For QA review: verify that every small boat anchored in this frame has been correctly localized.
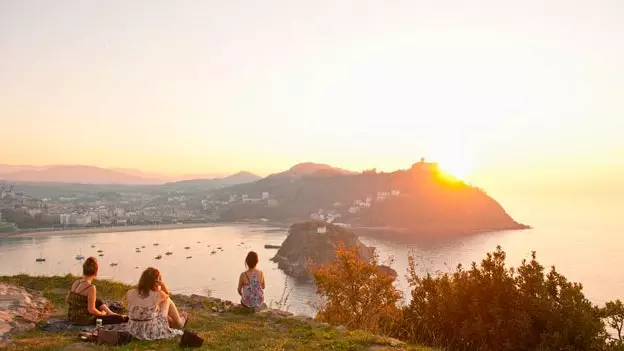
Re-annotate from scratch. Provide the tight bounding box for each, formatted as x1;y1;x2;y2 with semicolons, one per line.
35;258;46;262
165;252;173;256
155;255;162;260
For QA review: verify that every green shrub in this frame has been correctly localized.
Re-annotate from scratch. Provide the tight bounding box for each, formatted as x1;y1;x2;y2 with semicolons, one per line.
397;246;608;350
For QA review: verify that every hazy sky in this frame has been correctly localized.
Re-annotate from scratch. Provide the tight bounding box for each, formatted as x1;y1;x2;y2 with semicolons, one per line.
1;0;623;194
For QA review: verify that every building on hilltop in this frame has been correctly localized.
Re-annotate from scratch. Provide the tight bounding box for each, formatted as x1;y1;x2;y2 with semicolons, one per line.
412;157;439;172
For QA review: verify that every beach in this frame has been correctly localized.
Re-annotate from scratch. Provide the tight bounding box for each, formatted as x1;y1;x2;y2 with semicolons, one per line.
0;221;289;239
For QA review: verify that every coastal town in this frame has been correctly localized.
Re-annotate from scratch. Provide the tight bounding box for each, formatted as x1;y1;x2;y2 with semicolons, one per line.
0;182;404;233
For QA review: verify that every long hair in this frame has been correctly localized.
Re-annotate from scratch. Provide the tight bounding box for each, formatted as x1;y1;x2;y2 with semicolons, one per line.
137;267;160;298
245;251;259;269
83;257;98;276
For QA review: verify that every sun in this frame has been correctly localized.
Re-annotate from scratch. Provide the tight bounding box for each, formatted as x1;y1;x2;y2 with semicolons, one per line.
436;156;473;181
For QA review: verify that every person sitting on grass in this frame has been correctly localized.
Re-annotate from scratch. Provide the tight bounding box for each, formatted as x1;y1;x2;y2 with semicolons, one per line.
237;251;265;310
126;267;188;340
66;256;128;325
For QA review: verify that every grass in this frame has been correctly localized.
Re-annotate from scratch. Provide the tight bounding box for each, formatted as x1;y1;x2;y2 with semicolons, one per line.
0;275;436;351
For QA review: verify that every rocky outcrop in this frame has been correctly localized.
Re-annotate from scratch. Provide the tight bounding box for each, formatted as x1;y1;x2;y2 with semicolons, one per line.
271;221;393;279
0;283;51;346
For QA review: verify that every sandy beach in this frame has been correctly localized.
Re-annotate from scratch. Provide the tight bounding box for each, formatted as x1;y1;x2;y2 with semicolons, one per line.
0;221;289;239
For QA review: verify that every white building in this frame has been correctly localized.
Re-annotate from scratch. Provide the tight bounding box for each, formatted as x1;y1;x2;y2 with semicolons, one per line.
27;209;42;218
113;208;125;217
317;226;327;234
60;214;71;225
262;192;270;200
391;190;401;196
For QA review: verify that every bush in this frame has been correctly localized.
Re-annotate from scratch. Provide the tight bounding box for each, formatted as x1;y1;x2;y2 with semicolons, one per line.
310;244;402;334
398;246;608;350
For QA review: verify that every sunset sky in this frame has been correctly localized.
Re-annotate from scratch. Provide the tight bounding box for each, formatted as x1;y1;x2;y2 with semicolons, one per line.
1;0;623;197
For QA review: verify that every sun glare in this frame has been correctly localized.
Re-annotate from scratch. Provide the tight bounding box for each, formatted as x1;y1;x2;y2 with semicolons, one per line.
437;156;473;181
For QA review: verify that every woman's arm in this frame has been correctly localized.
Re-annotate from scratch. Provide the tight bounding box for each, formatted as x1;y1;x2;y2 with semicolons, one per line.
261;271;266;290
160;280;171;296
87;286;105;317
237;273;244;296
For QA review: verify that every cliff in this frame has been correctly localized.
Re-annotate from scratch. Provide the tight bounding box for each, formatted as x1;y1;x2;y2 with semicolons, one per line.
272;221;392;279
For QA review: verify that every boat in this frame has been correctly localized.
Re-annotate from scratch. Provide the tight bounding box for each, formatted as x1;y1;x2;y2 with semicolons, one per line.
75;246;85;260
110;263;118;267
155;255;162;259
153;243;160;246
35;258;46;262
141;245;146;248
98;253;104;257
211;251;216;254
90;245;96;248
264;244;281;249
184;247;190;250
186;256;192;259
196;241;201;244
165;252;173;255
97;250;103;253
217;247;222;250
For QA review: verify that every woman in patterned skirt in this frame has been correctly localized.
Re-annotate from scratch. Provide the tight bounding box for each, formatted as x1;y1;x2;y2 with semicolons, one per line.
126;267;187;340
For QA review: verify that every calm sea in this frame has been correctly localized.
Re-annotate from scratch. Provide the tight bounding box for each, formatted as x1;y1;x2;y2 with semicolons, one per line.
1;194;622;316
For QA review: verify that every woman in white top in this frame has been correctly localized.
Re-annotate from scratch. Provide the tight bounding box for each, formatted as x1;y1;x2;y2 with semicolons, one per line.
126;267;187;340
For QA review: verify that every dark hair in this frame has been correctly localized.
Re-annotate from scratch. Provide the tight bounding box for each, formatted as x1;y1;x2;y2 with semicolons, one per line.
245;251;259;269
137;267;161;298
83;257;98;276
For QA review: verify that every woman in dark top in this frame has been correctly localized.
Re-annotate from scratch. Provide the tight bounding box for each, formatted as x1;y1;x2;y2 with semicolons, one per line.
66;257;128;325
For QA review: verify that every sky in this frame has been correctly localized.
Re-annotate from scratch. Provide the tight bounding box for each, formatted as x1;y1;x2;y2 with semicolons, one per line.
1;0;623;199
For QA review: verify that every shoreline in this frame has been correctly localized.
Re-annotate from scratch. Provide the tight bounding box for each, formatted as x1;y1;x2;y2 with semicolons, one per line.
0;221;290;239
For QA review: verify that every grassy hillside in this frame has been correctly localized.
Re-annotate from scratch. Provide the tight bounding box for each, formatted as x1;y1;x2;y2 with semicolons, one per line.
0;275;435;351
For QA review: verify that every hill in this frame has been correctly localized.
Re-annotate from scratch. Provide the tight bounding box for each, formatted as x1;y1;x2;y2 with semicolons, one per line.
161;171;261;192
0;165;159;185
216;160;528;240
267;162;357;179
0;275;432;351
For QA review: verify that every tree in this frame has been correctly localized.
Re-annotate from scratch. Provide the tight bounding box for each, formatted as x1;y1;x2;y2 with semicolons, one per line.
310;244;402;334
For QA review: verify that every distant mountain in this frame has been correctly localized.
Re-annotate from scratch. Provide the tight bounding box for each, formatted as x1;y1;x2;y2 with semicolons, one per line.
0;165;46;174
161;171;262;192
214;161;528;240
110;168;172;183
0;165;159;185
267;162;357;179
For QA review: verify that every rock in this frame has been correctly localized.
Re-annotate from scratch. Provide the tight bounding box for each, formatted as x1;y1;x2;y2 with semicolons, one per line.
0;283;50;345
335;325;347;332
257;308;293;318
271;221;375;279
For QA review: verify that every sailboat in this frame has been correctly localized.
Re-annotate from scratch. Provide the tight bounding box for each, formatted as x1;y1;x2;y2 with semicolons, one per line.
34;238;45;262
75;246;85;260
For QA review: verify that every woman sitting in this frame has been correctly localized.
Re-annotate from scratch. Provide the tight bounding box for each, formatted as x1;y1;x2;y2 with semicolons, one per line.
126;267;188;340
66;257;128;326
237;251;265;310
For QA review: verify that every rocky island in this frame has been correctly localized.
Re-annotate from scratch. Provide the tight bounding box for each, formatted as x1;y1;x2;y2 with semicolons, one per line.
271;221;395;280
